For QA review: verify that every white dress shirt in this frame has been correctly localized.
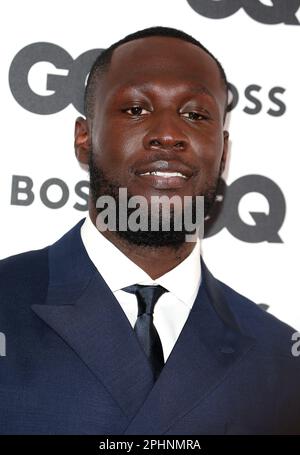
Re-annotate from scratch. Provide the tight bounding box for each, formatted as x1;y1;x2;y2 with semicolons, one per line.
81;216;202;362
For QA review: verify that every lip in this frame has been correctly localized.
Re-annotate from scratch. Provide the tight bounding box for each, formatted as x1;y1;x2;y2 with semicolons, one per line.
135;160;194;179
136;173;190;190
134;160;194;190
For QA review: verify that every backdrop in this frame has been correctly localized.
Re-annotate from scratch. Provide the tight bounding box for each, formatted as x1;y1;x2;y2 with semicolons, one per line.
2;0;300;329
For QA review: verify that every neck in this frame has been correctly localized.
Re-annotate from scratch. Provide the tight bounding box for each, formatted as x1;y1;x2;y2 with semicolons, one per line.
89;209;197;280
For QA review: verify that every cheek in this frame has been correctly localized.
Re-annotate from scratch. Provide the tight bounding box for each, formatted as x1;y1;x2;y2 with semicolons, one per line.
91;121;143;182
192;131;224;173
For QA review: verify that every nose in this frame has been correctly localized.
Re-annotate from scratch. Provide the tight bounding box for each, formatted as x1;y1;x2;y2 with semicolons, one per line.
143;111;188;152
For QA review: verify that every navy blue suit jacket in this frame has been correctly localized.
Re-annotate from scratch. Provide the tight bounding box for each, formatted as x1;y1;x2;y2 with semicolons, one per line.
0;219;299;434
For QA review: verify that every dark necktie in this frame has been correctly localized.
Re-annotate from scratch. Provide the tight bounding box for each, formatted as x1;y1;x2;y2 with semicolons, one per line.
122;284;167;381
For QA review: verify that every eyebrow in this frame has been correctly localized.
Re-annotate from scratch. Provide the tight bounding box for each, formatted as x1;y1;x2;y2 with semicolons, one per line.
117;82;217;103
189;85;217;103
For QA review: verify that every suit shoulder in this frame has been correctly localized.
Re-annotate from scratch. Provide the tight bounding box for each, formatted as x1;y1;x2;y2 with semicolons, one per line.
0;247;49;300
212;276;299;359
218;277;295;332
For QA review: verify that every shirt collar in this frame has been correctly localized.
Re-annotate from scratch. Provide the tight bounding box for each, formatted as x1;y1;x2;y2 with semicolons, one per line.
81;215;201;310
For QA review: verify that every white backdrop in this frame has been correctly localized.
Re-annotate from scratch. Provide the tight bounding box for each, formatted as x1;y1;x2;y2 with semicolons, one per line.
1;0;300;329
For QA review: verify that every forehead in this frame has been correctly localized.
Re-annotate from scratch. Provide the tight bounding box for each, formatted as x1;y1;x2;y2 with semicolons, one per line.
96;36;226;109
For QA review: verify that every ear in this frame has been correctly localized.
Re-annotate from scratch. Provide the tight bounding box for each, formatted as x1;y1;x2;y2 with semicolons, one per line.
74;116;90;165
220;130;229;174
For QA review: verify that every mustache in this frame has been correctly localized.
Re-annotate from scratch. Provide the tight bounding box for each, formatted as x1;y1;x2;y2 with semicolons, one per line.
89;150;199;184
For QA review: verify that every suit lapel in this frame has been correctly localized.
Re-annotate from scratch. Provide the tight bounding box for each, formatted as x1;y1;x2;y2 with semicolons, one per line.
31;220;154;421
123;260;256;434
31;220;256;434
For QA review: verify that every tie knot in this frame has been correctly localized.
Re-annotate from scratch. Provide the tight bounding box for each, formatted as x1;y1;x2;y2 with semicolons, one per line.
122;284;168;316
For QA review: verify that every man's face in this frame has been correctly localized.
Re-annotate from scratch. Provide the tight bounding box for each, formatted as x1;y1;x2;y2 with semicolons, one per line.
76;36;229;245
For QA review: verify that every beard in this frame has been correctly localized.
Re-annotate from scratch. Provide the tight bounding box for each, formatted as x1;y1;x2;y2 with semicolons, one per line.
89;152;222;249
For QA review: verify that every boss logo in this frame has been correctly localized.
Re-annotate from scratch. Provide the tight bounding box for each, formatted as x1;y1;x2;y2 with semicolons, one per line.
11;176;89;211
187;0;300;25
9;43;286;117
228;83;286;117
10;174;285;243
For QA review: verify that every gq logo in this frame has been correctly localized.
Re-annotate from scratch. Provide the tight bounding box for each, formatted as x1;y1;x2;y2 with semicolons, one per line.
204;174;285;243
9;43;100;115
9;43;286;117
187;0;300;25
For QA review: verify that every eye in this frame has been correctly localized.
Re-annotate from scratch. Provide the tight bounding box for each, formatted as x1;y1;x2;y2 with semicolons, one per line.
124;106;149;116
181;111;207;121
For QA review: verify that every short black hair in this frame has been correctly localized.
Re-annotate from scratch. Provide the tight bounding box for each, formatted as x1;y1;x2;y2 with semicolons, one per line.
84;26;229;121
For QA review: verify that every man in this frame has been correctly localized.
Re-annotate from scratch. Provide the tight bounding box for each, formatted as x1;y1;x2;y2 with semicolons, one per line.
0;26;299;435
